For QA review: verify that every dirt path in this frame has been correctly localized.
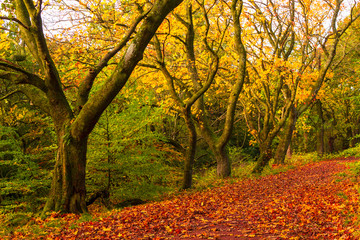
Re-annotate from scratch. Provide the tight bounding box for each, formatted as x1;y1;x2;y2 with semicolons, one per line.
53;159;359;239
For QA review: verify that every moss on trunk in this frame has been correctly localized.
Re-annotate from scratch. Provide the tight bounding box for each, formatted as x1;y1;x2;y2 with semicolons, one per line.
42;131;88;215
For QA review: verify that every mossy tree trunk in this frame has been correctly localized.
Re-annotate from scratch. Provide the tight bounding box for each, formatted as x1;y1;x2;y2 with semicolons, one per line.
252;140;273;174
194;0;246;178
43;128;88;214
274;105;297;164
315;100;325;155
214;146;231;178
182;108;197;189
154;4;219;188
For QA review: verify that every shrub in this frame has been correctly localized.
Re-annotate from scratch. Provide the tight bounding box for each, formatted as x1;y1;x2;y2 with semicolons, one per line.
0;125;51;232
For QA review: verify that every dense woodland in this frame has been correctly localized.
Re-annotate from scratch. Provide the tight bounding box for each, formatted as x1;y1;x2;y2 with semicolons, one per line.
1;0;360;231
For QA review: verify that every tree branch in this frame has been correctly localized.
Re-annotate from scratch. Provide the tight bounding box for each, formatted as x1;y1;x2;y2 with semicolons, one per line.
0;59;47;92
75;8;152;111
0;90;22;101
0;16;30;30
217;0;247;149
70;0;184;141
0;86;50;115
18;85;51;114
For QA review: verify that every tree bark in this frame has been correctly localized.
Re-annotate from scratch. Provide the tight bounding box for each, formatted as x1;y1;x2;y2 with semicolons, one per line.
214;146;231;178
42;127;88;215
252;140;273;174
274;105;297;164
303;131;309;152
182;108;197;189
286;144;293;158
328;136;336;153
315;100;325;155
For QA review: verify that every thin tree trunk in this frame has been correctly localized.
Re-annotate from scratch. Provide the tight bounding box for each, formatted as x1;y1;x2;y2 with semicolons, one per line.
315;100;325;155
328;136;336;153
286;144;293;158
302;132;308;152
42;129;88;215
182;109;197;189
274;106;297;164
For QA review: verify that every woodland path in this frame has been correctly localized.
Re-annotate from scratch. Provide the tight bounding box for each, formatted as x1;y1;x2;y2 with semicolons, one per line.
50;158;359;239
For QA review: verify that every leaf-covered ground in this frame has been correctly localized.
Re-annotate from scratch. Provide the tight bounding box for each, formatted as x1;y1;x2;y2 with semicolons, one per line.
9;158;360;239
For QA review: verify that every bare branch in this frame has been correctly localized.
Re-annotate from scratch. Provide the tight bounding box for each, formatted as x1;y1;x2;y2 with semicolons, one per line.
0;16;30;30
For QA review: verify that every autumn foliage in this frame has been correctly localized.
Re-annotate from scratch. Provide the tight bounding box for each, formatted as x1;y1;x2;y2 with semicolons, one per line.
7;158;360;239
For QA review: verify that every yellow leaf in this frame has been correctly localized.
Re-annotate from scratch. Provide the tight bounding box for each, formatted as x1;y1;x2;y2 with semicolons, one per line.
102;227;111;232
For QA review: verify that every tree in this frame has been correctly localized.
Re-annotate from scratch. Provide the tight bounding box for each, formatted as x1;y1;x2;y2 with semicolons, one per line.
192;0;246;178
150;2;220;188
0;0;183;214
241;0;296;173
241;0;360;171
273;1;360;162
139;0;246;179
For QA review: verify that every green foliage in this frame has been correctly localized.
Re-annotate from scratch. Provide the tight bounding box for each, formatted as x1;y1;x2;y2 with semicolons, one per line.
0;125;51;231
351;162;360;179
192;168;220;190
230;161;256;179
343;159;360;183
334;144;360;158
228;146;256;163
87;86;180;203
285;152;322;165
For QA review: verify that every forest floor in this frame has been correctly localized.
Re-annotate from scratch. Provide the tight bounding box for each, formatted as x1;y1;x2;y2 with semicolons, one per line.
7;158;360;240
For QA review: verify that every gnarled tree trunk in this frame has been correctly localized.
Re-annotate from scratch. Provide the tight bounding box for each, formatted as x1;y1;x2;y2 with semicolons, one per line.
43;127;88;214
194;0;246;178
252;140;273;174
274;106;297;164
6;0;184;215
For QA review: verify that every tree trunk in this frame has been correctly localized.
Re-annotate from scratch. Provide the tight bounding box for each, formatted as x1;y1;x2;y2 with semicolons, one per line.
315;100;325;155
182;109;197;190
328;136;336;153
252;140;272;174
317;125;325;155
214;146;231;178
274;106;297;164
42;129;88;215
8;0;185;216
303;131;309;152
286;144;293;158
352;119;360;146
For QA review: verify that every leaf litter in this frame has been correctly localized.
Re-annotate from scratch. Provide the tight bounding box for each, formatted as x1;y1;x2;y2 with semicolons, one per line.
7;158;360;239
